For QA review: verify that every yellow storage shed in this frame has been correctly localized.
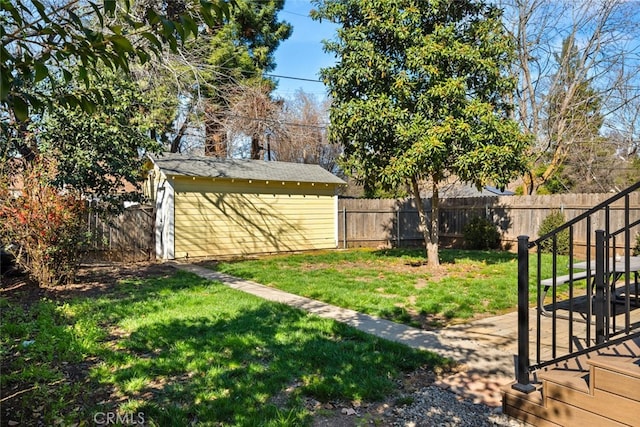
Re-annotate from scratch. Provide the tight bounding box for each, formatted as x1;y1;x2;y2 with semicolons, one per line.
147;153;346;260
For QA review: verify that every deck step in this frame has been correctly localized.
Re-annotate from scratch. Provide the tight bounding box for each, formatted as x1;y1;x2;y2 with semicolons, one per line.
588;354;640;380
538;368;589;393
502;386;559;427
588;355;640;403
503;381;630;426
502;336;640;426
542;367;639;425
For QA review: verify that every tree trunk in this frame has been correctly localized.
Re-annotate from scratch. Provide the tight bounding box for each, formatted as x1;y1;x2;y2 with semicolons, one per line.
10;121;37;162
251;134;262;160
522;170;536;195
205;104;227;157
411;176;440;267
427;179;440;267
170;120;189;153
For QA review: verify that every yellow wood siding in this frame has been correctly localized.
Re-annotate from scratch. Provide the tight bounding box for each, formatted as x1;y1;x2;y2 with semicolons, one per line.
172;177;338;258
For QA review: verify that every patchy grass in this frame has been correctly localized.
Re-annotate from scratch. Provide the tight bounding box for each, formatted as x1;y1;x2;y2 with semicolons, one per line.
0;296;91;424
215;248;571;326
1;268;450;426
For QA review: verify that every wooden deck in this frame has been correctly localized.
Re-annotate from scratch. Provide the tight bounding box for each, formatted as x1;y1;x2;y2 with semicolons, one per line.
502;302;640;426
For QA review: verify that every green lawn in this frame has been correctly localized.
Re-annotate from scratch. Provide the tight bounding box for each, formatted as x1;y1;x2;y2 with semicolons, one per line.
216;248;571;326
1;269;449;426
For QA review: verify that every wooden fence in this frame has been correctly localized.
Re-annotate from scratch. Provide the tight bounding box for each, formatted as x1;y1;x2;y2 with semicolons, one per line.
86;205;155;262
84;193;640;261
337;193;640;253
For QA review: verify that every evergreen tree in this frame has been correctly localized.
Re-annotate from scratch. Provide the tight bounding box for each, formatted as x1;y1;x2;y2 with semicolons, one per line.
199;0;292;157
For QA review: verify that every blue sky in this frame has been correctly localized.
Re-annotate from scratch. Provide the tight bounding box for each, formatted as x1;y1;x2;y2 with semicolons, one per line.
272;1;338;100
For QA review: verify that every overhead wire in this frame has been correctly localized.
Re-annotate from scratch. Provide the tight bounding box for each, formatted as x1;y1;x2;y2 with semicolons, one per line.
264;73;323;83
216;111;328;130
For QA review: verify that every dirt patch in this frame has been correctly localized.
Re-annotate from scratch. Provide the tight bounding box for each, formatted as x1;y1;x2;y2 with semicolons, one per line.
0;262;175;302
0;271;46;306
52;262;176;299
414;278;429;289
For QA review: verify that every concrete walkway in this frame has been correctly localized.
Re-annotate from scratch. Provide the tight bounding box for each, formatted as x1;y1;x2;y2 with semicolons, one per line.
172;263;523;407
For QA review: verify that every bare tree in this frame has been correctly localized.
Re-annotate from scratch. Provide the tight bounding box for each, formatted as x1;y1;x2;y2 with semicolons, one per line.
224;83;284;159
128;37;225;155
500;0;640;194
275;90;341;172
608;62;640;158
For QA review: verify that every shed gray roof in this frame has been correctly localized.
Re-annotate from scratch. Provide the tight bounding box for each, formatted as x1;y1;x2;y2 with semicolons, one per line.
150;153;346;185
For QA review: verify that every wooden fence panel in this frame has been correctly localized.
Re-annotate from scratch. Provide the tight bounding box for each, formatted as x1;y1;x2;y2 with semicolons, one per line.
83;193;640;260
86;205;155;262
338;193;640;251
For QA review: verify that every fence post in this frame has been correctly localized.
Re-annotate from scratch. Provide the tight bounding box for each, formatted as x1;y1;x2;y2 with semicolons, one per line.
513;235;535;393
595;229;606;344
342;207;347;249
397;209;401;248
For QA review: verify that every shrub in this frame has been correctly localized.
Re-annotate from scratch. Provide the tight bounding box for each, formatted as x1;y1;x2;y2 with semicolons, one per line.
537;210;570;254
463;216;501;250
634;233;640;256
0;159;89;286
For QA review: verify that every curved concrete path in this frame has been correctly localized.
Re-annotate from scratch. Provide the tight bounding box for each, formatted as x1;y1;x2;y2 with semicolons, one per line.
172;262;524;407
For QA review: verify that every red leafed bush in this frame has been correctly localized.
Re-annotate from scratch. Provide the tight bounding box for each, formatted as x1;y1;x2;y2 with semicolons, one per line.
0;159;88;286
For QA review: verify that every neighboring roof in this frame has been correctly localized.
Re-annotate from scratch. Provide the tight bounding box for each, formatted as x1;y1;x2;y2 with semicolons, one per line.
423;181;516;198
149;153;346;185
484;185;515;196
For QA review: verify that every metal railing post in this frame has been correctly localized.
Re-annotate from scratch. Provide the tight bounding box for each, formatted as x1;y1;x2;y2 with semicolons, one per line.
595;230;606;345
513;235;535;393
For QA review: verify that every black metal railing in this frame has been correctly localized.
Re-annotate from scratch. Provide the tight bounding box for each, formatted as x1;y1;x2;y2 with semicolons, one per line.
513;181;640;392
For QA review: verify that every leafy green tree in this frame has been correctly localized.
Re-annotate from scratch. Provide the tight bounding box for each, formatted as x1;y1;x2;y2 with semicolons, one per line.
1;67;164;286
130;63;183;151
313;0;530;266
1;0;231;158
37;69;162;207
137;2;294;158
